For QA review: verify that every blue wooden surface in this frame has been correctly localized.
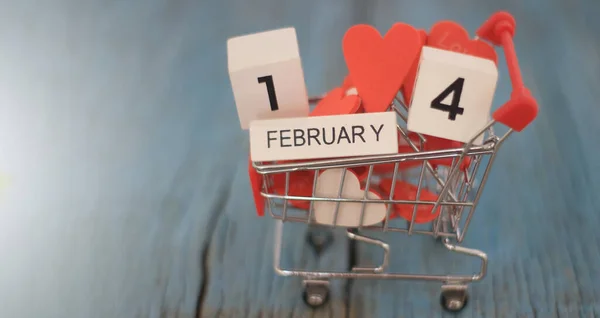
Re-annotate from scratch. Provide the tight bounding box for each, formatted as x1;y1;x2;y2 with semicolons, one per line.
0;0;599;317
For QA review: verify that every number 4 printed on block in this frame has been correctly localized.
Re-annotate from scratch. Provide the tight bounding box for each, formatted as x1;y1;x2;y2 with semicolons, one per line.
430;77;465;121
227;27;310;130
407;47;498;145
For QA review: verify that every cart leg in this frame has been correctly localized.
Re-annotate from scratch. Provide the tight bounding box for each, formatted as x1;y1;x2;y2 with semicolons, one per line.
347;229;389;273
302;279;330;308
437;237;487;312
432;213;450;241
440;284;468;313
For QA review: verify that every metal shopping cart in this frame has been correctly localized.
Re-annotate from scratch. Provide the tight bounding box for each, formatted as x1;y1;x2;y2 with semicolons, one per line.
248;12;538;313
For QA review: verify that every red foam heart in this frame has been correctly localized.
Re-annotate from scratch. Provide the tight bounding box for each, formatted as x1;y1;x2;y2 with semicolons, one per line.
351;132;472;177
410;132;462;149
248;158;265;216
341;75;354;91
418;141;472;171
272;170;315;210
378;179;442;223
403;133;472;170
427;21;498;64
401;29;428;105
310;87;361;116
343;23;421;113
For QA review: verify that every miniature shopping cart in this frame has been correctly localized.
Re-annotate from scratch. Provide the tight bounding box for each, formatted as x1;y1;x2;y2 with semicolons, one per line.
249;13;538;313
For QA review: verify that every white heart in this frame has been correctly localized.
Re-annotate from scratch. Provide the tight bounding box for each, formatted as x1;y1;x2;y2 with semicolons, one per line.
314;168;387;227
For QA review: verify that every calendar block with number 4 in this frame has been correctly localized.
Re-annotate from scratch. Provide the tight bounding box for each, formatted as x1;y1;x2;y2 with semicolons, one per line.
227;27;310;130
407;46;498;145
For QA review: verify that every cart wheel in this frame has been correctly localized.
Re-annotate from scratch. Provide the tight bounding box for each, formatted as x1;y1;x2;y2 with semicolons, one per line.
306;228;334;255
440;288;468;313
303;284;330;309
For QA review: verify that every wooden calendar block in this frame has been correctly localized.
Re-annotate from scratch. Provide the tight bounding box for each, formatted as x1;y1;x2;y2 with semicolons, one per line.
227;27;310;130
406;46;498;144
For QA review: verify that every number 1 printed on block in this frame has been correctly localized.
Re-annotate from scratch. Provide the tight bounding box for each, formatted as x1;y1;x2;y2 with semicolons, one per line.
227;27;310;130
257;75;279;111
407;47;498;144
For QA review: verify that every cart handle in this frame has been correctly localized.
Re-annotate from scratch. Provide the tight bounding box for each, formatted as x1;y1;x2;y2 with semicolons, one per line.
477;11;538;132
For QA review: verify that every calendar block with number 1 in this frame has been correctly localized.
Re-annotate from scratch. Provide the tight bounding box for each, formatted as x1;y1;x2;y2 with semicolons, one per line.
227;27;310;130
407;46;498;145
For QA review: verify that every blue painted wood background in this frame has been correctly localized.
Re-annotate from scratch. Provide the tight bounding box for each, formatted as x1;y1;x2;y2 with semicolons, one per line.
0;0;599;317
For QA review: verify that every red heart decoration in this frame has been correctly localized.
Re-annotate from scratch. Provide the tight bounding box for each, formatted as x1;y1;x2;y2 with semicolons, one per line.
341;75;353;91
352;131;472;177
399;132;472;170
409;133;472;170
248;157;265;216
427;21;497;64
343;23;422;113
401;29;428;105
378;179;442;223
272;171;315;210
310;87;361;116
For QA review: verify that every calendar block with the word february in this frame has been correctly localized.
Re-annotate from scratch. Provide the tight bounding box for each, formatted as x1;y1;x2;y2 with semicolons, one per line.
407;46;498;144
227;27;310;130
249;111;398;162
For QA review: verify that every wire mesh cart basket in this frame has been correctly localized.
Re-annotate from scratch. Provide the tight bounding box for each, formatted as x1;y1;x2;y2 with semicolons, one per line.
246;12;538;313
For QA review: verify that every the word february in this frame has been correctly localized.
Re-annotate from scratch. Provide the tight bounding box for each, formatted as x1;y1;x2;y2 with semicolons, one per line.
249;112;398;161
267;124;384;148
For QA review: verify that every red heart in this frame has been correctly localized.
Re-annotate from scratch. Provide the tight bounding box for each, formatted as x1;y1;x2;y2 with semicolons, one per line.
352;131;472;176
410;133;472;170
343;23;422;113
427;21;497;64
341;75;353;91
272;171;315;210
248;157;265;216
401;29;428;105
401;132;472;170
310;87;361;116
378;179;442;223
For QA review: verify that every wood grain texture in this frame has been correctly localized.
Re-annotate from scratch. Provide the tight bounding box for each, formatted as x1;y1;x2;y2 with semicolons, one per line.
0;0;599;317
198;158;350;318
0;0;242;317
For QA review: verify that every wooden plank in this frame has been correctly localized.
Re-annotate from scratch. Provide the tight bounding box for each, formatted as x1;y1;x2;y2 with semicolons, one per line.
348;0;600;317
0;1;242;317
